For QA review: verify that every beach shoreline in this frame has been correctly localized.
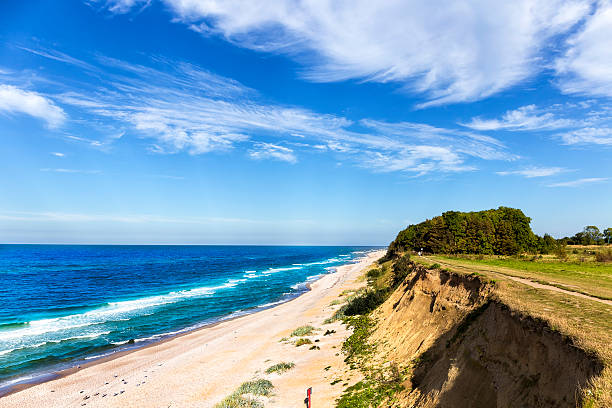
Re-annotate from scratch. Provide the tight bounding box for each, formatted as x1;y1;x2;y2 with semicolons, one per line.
0;249;384;407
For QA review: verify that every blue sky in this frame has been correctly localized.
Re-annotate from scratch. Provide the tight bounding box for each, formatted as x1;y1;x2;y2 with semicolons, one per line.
0;0;611;245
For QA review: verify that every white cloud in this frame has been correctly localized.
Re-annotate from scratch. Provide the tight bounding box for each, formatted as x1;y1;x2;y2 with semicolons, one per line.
24;47;511;175
497;166;567;178
556;1;612;98
365;145;474;175
249;142;297;163
558;127;612;145
462;105;575;131
0;84;66;128
547;177;607;187
104;0;592;107
51;152;65;157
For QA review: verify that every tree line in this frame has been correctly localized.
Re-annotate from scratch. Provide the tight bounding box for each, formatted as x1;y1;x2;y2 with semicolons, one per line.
562;226;612;246
387;207;610;257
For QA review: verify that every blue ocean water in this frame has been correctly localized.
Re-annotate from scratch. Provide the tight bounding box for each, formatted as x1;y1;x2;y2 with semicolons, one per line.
0;245;379;391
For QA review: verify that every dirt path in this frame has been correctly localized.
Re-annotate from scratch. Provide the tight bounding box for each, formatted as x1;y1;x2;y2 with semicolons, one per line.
422;256;612;307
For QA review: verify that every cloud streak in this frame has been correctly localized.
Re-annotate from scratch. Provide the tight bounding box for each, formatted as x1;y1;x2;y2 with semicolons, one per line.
17;46;510;175
462;105;576;131
0;84;66;128
547;177;607;187
249;142;297;163
497;167;568;178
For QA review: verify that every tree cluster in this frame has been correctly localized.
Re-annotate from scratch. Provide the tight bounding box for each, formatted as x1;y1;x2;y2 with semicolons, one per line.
387;207;558;256
562;226;612;245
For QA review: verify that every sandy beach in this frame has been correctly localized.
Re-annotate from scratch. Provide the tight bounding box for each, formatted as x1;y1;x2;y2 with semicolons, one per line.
0;250;384;408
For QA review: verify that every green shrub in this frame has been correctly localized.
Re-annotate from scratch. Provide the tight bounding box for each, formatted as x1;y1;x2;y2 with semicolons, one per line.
366;268;383;279
291;325;315;336
595;249;612;263
429;263;441;269
344;288;389;316
391;254;412;287
265;362;295;374
295;338;312;347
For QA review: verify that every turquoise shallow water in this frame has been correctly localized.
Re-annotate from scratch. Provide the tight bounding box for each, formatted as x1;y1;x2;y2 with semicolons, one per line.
0;245;380;391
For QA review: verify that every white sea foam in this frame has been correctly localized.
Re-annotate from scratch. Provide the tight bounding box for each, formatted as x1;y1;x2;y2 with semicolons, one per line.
262;266;303;274
0;281;237;343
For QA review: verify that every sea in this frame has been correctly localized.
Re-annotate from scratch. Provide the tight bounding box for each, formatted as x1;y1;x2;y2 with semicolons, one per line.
0;245;381;393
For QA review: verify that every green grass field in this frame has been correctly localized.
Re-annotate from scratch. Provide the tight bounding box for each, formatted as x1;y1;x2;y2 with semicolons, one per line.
427;251;612;300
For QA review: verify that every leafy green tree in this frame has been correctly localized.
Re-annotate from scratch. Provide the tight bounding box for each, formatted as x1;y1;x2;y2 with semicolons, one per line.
386;207;542;256
604;228;612;244
583;226;603;244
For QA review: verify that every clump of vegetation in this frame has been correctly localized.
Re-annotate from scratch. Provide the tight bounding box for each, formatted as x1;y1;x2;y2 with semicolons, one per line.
291;325;315;336
214;379;274;408
214;393;262;408
342;315;373;364
324;306;347;324
555;244;568;261
391;254;412;287
366;267;383;280
295;338;312;347
235;379;274;396
265;362;295;374
344;288;389;316
595;249;612;263
429;263;441;269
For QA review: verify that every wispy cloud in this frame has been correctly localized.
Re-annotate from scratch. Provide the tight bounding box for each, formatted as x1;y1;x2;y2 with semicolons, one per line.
249;142;297;163
98;0;591;107
555;1;612;98
40;168;102;174
462;101;612;149
18;46;511;175
0;84;66;128
462;105;576;131
51;152;65;157
86;0;151;14
547;177;607;187
558;127;612;145
497;166;567;178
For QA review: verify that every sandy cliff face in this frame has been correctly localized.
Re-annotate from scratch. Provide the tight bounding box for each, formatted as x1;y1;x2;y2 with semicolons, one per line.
370;263;603;408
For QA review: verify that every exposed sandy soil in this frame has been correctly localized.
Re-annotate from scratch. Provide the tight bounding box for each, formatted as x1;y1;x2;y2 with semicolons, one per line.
0;250;384;408
371;262;604;407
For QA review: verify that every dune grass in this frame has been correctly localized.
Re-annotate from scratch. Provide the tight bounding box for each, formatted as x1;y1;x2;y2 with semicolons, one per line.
235;379;274;396
291;325;315;336
214;379;274;408
265;362;295;374
295;338;312;347
214;394;263;408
